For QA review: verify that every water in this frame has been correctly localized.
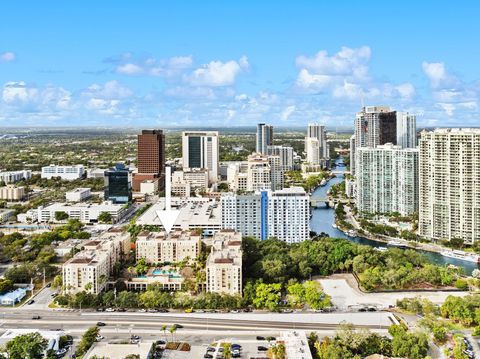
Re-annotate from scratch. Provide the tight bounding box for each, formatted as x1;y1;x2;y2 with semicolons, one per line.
309;158;479;275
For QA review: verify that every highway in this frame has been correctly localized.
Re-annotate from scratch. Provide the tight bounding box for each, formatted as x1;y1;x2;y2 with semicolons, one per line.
0;308;395;333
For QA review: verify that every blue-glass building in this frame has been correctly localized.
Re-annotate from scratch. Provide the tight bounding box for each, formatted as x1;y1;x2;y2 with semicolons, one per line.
104;164;132;204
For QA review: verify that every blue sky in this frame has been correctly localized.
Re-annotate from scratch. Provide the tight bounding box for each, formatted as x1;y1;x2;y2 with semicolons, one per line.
1;1;479;127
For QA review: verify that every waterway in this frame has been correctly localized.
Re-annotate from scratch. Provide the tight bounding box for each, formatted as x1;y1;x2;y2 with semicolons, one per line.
309;158;479;275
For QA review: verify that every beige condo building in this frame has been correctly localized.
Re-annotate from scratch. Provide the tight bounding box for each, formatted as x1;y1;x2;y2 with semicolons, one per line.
419;128;480;244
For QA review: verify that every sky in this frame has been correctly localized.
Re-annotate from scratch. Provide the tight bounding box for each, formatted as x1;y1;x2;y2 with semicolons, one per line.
0;1;479;128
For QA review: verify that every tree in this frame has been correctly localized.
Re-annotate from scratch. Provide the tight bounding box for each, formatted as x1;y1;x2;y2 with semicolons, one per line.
124;355;141;359
54;211;69;221
0;279;14;294
52;274;63;289
161;324;168;342
98;211;112;223
76;326;100;356
4;332;48;359
252;283;281;311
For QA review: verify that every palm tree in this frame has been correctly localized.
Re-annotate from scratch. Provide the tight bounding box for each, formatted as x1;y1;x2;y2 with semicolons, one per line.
161;325;167;342
169;325;177;343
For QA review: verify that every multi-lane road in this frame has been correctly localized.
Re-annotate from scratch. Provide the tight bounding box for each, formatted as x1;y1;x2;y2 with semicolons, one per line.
0;308;396;333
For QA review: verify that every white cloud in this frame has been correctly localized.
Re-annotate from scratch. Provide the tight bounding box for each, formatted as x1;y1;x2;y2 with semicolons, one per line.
0;52;16;62
114;54;194;77
296;46;370;78
422;61;458;88
2;82;38;103
187;57;249;87
117;63;144;75
280;105;295;121
82;80;133;99
395;83;416;99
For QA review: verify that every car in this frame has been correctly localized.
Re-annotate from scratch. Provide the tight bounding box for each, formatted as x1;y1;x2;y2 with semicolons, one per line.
95;335;104;341
195;309;205;313
281;308;293;313
266;336;276;341
367;307;377;312
138;309;146;313
184;308;193;313
96;322;106;326
96;308;105;312
230;309;239;313
231;349;241;355
147;309;158;313
206;347;216;352
173;324;183;329
55;348;67;356
130;339;140;344
32;315;41;320
258;346;268;351
116;308;126;312
51;293;58;298
158;308;169;313
358;307;367;312
203;354;213;359
27;299;35;305
46;283;52;288
231;353;241;358
131;335;140;340
105;307;115;312
231;344;242;350
256;336;265;340
218;347;224;352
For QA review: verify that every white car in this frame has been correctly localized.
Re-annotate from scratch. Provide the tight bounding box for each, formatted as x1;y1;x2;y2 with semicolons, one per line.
105;308;115;312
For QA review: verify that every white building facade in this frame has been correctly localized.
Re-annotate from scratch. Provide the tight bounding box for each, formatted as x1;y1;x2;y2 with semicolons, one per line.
355;143;419;216
41;165;85;180
182;131;219;183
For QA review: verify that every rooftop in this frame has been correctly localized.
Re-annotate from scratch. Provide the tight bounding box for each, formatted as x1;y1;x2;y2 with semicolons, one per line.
136;197;221;228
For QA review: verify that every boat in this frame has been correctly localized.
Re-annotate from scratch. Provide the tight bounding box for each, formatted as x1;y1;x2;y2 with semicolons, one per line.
347;229;357;237
440;250;480;263
375;247;388;252
332;223;338;229
387;240;408;248
320;179;327;187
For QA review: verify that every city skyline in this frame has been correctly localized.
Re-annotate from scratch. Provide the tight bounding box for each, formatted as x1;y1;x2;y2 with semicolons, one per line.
1;1;480;127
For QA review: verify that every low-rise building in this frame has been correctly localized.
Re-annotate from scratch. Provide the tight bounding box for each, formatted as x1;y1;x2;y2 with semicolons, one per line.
17;209;38;223
0;185;25;201
38;202;127;223
136;197;221;234
41;164;85;180
0;170;31;184
139;179;159;195
87;167;108;179
171;181;191;197
62;229;129;294
173;168;209;192
206;230;242;296
0;209;14;223
65;188;91;202
136;229;201;264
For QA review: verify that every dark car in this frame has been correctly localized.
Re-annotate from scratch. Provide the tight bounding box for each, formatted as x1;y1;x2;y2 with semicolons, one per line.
203;354;213;359
96;307;105;312
116;308;126;312
27;299;35;305
258;346;268;351
206;347;216;352
256;336;265;340
96;322;106;326
173;324;183;329
32;315;41;320
231;344;242;349
131;335;140;340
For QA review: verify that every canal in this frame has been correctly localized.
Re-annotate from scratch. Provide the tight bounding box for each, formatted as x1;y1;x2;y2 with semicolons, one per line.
309;158;479;275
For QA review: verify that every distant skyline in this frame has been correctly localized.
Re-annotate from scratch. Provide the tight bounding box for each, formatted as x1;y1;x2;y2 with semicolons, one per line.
1;1;479;127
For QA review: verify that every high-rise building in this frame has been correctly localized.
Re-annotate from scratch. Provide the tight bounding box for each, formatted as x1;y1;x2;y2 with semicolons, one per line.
349;135;356;174
182;131;219;183
305;137;321;165
396;112;417;148
355;144;419;216
267;145;294;171
133;129;165;192
419;129;480;244
256;123;273;154
104;164;132;204
221;187;309;243
305;123;328;166
354;106;397;149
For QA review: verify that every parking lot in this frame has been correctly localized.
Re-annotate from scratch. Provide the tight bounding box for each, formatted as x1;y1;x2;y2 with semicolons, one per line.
189;337;274;359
